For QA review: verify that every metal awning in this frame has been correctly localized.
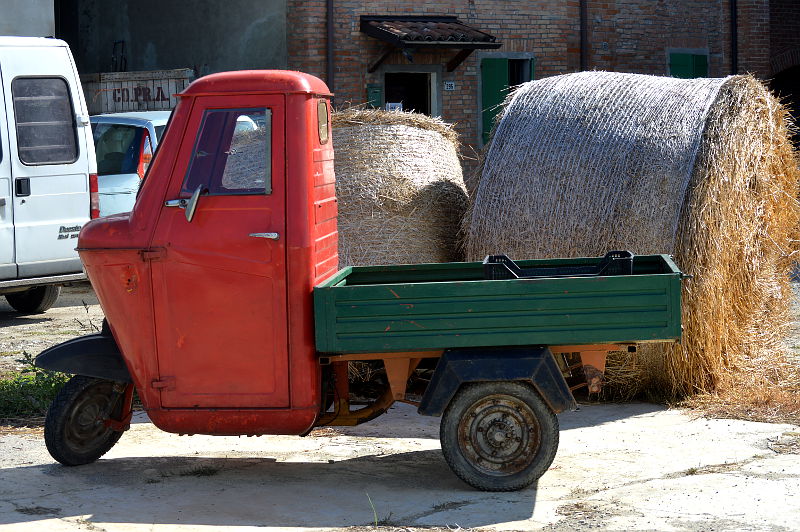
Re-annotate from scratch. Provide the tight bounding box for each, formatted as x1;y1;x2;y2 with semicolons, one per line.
360;15;502;72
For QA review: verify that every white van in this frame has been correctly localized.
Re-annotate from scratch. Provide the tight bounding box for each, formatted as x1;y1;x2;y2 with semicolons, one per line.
0;37;95;312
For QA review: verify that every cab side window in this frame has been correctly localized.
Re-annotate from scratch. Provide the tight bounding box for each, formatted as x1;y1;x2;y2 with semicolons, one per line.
182;108;272;196
12;77;78;165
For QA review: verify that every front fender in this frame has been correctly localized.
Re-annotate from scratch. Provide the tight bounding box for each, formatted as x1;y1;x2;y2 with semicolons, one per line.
34;333;132;383
418;346;576;416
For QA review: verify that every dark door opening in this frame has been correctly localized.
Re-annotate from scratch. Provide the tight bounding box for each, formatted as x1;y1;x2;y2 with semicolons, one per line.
770;65;800;149
384;72;431;115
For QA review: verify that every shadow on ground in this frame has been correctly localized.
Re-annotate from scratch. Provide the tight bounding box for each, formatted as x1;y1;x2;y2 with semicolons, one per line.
0;450;539;529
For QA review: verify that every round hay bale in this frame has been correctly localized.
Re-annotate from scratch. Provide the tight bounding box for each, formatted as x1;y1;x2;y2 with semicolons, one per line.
464;72;800;399
332;109;468;267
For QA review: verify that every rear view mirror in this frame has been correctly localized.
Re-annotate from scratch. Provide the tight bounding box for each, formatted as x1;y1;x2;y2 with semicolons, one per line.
185;185;205;223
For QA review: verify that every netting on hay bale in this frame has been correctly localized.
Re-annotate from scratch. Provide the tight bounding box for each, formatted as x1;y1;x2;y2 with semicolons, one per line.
464;71;800;399
332;109;468;267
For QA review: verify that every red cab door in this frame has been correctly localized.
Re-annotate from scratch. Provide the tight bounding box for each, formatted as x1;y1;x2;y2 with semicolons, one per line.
149;95;288;408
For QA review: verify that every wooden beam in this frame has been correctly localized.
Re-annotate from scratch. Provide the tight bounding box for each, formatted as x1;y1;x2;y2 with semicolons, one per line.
446;49;474;72
368;45;395;73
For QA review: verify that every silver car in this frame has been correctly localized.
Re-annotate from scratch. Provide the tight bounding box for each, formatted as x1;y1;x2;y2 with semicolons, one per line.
90;111;170;217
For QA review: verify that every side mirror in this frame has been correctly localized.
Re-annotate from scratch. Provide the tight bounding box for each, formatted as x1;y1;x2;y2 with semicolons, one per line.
185;185;206;223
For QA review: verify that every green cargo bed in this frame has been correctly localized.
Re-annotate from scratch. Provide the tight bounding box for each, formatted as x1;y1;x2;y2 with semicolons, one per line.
313;254;683;354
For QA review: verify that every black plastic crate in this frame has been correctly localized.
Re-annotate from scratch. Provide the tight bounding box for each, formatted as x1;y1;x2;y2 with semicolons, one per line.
483;251;634;280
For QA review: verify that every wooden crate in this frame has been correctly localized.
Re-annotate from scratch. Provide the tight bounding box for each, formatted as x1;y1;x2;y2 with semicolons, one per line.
81;68;194;115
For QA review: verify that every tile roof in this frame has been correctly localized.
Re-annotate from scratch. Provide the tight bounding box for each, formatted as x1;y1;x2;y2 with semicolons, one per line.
360;16;501;49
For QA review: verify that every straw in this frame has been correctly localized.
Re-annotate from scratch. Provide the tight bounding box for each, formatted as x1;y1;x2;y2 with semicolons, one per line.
332;109;469;267
464;72;800;400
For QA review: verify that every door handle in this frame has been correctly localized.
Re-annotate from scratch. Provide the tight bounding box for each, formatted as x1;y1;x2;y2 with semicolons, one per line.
249;232;279;240
15;178;30;197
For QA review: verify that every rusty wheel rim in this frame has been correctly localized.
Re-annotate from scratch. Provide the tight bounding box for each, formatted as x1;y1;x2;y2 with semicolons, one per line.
64;382;115;454
456;394;541;477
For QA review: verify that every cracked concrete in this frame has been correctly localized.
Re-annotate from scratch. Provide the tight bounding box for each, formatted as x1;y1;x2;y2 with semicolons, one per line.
1;402;798;531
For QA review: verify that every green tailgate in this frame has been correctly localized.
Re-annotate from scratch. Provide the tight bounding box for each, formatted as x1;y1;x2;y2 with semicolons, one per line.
314;255;683;354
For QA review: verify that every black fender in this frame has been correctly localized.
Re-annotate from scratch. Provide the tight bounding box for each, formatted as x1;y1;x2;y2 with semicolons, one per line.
34;332;132;383
418;346;576;416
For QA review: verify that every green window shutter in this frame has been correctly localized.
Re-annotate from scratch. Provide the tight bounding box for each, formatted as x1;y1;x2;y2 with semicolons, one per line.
481;58;509;144
366;84;383;109
529;57;535;81
669;53;693;79
670;52;708;78
692;54;708;77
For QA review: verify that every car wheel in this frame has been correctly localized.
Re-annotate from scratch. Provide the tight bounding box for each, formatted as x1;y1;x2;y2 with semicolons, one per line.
44;376;126;466
439;381;559;491
5;285;61;313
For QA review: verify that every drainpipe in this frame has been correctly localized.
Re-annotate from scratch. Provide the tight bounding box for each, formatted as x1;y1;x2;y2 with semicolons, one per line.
580;0;589;71
730;0;738;75
327;0;335;97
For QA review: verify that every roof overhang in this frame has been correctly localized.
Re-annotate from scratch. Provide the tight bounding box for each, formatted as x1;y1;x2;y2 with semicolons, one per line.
360;15;503;72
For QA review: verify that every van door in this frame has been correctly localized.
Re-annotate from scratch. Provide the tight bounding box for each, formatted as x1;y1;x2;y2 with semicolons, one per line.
0;44;89;278
149;95;289;409
0;77;13;279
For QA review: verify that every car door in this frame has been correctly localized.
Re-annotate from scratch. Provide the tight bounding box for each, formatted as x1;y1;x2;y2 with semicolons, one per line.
1;44;89;277
150;95;289;409
0;67;14;279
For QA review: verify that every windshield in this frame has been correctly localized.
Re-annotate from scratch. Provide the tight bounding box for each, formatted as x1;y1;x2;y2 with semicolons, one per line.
155;125;166;141
91;123;145;175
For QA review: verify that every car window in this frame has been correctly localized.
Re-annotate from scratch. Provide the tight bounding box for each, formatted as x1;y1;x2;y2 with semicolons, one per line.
12;77;78;165
92;123;145;176
154;125;166;141
181;108;272;196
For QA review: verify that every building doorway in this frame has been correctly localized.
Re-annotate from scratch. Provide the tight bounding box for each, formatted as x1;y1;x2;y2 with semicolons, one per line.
385;72;432;114
771;65;800;148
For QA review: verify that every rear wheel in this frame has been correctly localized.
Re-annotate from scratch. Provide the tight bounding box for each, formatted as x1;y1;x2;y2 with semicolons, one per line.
44;376;125;466
5;285;61;313
440;381;559;491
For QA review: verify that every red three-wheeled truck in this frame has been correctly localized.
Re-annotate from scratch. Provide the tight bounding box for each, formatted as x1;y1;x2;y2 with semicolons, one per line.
36;71;685;491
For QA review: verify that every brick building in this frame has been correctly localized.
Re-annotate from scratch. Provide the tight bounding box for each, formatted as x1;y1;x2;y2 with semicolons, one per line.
53;1;799;154
287;1;800;160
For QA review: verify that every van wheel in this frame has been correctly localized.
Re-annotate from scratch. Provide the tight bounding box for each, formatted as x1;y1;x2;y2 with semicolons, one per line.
44;376;125;466
439;381;559;491
5;285;61;313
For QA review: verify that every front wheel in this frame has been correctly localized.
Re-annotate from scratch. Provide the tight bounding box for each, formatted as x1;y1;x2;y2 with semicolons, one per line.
440;381;559;491
44;376;126;466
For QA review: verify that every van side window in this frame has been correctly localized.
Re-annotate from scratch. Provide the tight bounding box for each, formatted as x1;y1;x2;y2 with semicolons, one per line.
12;77;78;165
182;108;271;196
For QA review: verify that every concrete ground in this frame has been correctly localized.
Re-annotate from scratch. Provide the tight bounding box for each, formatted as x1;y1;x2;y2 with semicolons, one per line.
1;402;798;531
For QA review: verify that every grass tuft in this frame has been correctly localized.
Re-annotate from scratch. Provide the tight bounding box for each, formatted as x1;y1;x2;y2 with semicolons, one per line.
0;352;68;418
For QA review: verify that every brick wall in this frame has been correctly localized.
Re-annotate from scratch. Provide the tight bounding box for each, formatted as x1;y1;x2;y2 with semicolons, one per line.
769;0;800;74
287;0;781;161
736;0;771;76
288;0;578;162
586;1;730;77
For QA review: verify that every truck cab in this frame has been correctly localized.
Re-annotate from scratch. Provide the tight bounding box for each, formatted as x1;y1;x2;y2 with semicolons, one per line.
76;71;337;434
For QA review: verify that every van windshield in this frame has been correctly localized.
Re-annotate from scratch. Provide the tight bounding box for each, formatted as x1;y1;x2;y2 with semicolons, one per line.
92;123;144;175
